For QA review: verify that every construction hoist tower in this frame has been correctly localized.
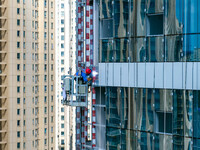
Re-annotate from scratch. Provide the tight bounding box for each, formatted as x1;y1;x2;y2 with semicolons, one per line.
62;0;96;149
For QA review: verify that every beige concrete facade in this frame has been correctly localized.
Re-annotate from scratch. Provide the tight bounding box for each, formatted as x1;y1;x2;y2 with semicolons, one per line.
0;0;55;149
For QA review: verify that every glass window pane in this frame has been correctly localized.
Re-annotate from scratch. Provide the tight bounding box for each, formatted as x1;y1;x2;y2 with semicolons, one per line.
114;38;128;62
114;0;129;37
146;36;164;62
165;35;182;62
100;0;113;19
146;0;164;14
100;39;113;62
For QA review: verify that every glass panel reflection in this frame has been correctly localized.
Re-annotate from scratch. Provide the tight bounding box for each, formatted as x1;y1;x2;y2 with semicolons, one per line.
114;38;129;62
146;0;164;14
165;35;182;62
146;36;164;62
100;39;113;62
100;0;113;19
114;0;129;37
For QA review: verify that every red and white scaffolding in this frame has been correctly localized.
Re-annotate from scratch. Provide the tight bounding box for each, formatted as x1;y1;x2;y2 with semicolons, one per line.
76;0;96;149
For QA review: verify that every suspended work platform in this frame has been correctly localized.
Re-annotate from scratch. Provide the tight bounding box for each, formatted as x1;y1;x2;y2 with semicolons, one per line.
62;75;88;107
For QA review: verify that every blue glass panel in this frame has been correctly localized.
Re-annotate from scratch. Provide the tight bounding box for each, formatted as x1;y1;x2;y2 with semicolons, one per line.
173;90;184;136
114;0;129;37
146;0;164;14
183;34;200;61
114;38;129;62
100;39;113;62
193;91;200;138
146;36;164;62
100;0;113;19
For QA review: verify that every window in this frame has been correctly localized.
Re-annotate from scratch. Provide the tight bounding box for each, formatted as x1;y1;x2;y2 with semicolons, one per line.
44;11;47;18
61;51;64;56
23;53;25;60
17;42;20;48
51;33;53;40
61;28;64;32
61;11;64;17
23;42;26;49
51;64;53;71
51;106;53;112
51;23;53;29
23;120;25;126
61;124;64;128
44;139;47;145
17;142;20;149
17;131;20;137
23;20;25;27
51;54;53;60
44;128;47;135
44;96;47;103
51;85;53;91
17;120;20;126
17;98;20;104
155;112;172;133
51;2;53;8
61;44;64;48
17;8;20;15
17;0;20;3
17;86;20;93
17;75;20;82
23;31;25;38
44;117;47;124
51;75;53;81
61;19;64;24
23;9;25;16
61;116;64;120
147;14;163;36
44;75;47;82
44;85;47;92
44;107;47;114
51;12;53;19
61;108;64;112
61;60;64;64
44;0;47;7
61;3;64;8
17;31;20;37
17;64;20;70
51;127;53;133
61;140;64;145
51;116;53;122
61;68;64;72
61;35;64;40
51;96;53;102
44;54;47;61
44;43;47;50
44;22;47;29
51;137;53;143
51;43;54;50
44;64;47;71
61;132;64;136
17;53;20;59
17;109;20;115
44;32;47;40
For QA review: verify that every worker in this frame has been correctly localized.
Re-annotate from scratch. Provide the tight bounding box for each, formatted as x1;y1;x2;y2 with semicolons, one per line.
75;68;92;84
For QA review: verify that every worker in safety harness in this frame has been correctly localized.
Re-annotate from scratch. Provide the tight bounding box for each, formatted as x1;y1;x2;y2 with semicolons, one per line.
75;68;92;85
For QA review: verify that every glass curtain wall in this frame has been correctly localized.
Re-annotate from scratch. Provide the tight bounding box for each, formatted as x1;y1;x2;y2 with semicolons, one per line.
105;87;200;149
99;0;200;63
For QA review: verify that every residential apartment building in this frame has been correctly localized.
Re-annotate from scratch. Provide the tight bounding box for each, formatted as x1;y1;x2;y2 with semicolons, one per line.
93;0;200;149
55;0;76;149
0;0;55;149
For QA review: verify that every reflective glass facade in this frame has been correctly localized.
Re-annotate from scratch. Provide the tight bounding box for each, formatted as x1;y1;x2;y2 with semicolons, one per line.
98;0;200;149
101;87;200;149
99;0;200;62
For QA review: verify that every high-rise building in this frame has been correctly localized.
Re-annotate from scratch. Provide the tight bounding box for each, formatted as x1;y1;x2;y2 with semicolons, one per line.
55;0;76;149
93;0;200;149
0;0;55;149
